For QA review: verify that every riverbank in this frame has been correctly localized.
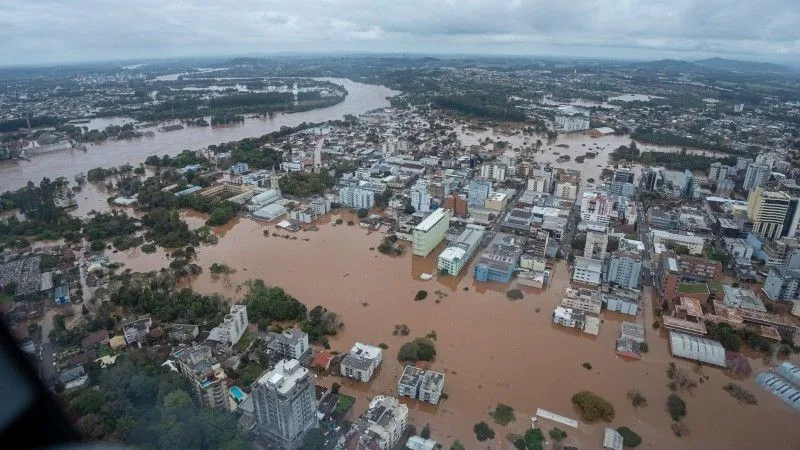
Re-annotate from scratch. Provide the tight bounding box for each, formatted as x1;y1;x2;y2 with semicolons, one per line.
0;78;398;192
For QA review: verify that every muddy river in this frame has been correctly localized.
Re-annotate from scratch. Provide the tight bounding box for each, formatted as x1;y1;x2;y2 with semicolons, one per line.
0;79;398;192
107;212;800;450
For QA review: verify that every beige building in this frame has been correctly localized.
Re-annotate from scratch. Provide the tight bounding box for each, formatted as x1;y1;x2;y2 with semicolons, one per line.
174;345;229;410
555;180;578;200
484;192;509;211
747;187;800;241
412;209;452;256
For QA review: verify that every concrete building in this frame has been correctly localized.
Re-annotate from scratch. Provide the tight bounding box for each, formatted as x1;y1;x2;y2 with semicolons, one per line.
174;345;229;409
345;395;408;449
580;191;613;225
743;163;771;192
480;163;507;182
553;306;586;329
252;359;318;449
756;364;800;412
121;315;152;346
410;181;431;213
657;254;722;301
266;329;310;361
397;365;445;405
723;237;754;259
249;189;282;210
607;251;642;290
341;342;383;382
721;284;766;312
610;169;635;197
340;186;375;209
584;230;609;259
708;162;729;181
555;115;590;132
474;233;526;283
309;197;331;215
208;304;248;346
230;162;249;175
531;230;550;258
484;192;509;211
763;265;800;302
746;187;800;241
253;203;287;221
650;230;705;255
468;179;492;207
437;224;486;275
573;256;603;285
412;209;451;257
554;180;578;200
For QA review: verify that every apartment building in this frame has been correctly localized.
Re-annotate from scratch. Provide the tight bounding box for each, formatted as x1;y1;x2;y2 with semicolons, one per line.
397;365;445;405
174;345;229;409
412;209;451;257
746;187;800;241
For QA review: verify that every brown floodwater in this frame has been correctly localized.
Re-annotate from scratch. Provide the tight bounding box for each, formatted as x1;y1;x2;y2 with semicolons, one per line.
0;79;398;192
108;213;800;450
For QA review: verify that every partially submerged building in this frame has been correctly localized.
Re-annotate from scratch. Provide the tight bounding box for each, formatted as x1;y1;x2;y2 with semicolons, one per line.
397;365;445;405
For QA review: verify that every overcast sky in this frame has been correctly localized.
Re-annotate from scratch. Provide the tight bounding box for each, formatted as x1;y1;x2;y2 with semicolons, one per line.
1;0;799;66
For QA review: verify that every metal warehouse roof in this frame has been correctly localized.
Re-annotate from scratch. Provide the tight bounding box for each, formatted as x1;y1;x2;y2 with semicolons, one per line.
756;372;800;412
668;331;726;367
775;361;800;389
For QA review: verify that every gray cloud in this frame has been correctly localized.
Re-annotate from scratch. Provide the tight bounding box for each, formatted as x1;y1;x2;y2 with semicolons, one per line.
1;0;799;65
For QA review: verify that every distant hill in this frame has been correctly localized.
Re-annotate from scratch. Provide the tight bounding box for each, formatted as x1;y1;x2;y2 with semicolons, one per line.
628;59;702;73
693;57;792;74
629;57;793;75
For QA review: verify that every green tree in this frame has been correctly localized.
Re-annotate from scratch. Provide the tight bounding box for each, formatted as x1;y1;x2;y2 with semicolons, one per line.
450;441;465;450
163;390;192;411
420;424;431;439
357;208;368;218
549;428;567;442
617;426;642;447
571;391;615;422
667;394;687;421
473;421;495;442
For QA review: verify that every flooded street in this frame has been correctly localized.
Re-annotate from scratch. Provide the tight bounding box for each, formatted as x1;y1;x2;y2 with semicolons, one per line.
0;79;398;192
109;214;800;449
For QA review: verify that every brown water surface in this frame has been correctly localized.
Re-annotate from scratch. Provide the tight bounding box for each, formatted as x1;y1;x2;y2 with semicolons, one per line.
109;214;800;449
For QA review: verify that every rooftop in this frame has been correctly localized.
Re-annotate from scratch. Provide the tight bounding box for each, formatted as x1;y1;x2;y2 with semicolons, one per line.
669;331;726;367
721;284;767;312
415;208;449;232
257;359;309;396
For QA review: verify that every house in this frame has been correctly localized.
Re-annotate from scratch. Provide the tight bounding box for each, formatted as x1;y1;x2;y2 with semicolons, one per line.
109;335;127;350
265;328;311;361
80;329;109;350
340;342;383;382
54;285;70;305
553;306;585;329
121;315;152;345
344;395;409;449
169;324;199;342
602;428;624;450
310;351;334;372
58;365;88;390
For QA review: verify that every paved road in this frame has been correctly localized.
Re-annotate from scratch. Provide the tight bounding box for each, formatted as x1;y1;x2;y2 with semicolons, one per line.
38;341;56;389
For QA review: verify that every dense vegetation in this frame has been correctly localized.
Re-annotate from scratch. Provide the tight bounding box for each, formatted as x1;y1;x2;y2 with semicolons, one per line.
83;211;138;241
0;178;82;246
489;403;516;426
473;421;495;442
610;142;737;171
110;271;226;328
571;390;615;422
397;337;436;362
279;171;335;197
65;350;245;448
631;127;733;154
667;394;687;421
300;305;341;346
433;95;527;121
243;279;307;329
141;208;200;248
617;427;642;448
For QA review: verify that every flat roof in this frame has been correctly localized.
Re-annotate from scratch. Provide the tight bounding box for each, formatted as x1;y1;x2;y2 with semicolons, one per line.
415;208;449;232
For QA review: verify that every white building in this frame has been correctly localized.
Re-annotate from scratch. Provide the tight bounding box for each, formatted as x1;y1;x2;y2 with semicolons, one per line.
121;316;152;346
437;224;486;275
249;189;282;211
346;396;409;449
480;163;507;182
267;329;310;360
556;115;590;132
208;305;248;346
309;197;331;215
584;230;609;259
573;256;603;285
252;359;318;450
553;306;585;328
410;181;431;213
413;209;451;257
340;186;375;209
580;191;613;225
397;365;445;405
650;230;705;255
340;342;383;382
743;163;771;192
289;208;314;224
